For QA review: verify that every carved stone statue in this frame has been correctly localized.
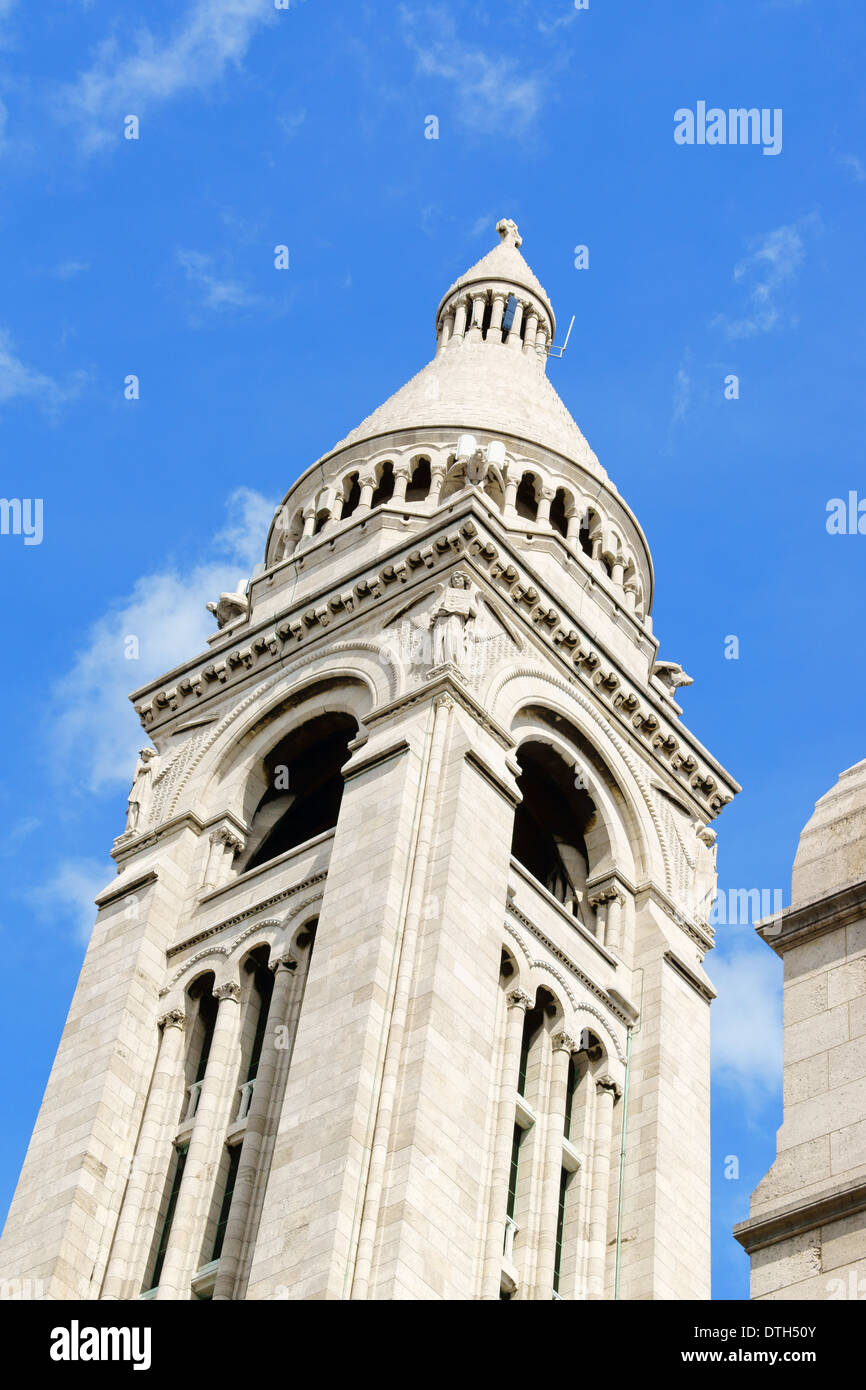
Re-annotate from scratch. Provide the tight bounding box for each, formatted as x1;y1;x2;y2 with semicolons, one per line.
430;571;478;669
124;747;159;836
207;581;249;630
692;822;718;923
653;660;694;694
496;217;523;249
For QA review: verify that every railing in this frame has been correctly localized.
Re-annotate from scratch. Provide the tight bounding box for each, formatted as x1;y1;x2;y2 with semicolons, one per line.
235;1078;256;1123
184;1080;203;1122
503;1215;519;1264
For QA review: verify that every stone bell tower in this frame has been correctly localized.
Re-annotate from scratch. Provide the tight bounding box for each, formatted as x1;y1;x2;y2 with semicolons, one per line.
0;219;738;1301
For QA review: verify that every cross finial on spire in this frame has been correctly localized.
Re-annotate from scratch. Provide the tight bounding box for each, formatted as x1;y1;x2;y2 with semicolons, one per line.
496;218;522;249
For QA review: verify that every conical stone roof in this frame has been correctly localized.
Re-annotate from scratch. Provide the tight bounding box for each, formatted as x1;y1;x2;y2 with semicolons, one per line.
324;220;603;481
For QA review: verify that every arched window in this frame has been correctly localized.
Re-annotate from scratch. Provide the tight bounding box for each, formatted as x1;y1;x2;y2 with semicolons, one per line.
511;742;595;921
405;457;431;502
515;473;539;521
578;508;597;558
340;473;361;520
244;713;356;872
370;461;395;508
550;487;569;538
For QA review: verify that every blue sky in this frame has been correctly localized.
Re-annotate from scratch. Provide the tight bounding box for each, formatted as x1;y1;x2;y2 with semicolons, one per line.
0;0;864;1300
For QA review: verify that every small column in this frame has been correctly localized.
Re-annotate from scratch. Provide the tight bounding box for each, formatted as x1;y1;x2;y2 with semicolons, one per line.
155;981;242;1300
298;505;316;546
490;293;506;341
392;465;411;505
522;310;539;354
356;471;376;516
429;463;447;508
480;988;533;1299
203;829;243;893
503;475;518;518
536;488;554;526
467;293;486;342
533;1031;577;1300
610;557;625;588
437;310;455;352
102;1010;186;1299
565;508;581;549
605;893;624;954
452;298;469;341
212;956;298;1300
507;299;525;348
586;1076;620;1300
623;583;639;614
535;325;549;359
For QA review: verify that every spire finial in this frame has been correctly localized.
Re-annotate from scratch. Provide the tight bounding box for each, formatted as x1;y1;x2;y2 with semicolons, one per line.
496;218;522;249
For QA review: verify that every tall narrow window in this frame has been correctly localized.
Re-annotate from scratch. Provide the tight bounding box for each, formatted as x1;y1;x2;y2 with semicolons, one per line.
194;989;218;1085
507;1123;523;1221
553;1167;569;1295
211;1145;242;1262
146;1143;188;1292
517;1001;543;1096
564;1056;577;1141
246;962;274;1084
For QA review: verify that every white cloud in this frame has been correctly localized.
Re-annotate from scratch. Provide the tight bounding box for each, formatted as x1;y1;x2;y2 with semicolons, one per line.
711;943;783;1102
672;362;691;425
177;249;262;312
401;6;542;136
277;108;306;140
836;152;866;184
0;326;84;410
49;487;275;796
50;259;91;280
713;216;818;340
59;0;276;152
30;857;113;943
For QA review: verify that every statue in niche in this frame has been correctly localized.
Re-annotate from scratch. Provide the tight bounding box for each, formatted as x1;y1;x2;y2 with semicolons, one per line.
430;571;479;669
692;822;718;922
124;747;159;836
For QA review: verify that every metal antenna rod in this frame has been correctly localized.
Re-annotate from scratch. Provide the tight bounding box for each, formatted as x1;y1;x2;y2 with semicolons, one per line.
547;314;575;359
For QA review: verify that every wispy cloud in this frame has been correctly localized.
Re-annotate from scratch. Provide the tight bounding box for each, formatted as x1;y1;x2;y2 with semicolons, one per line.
58;0;276;153
836;152;866;184
30;858;114;942
48;488;274;797
49;259;91;280
0;816;40;858
0;326;84;411
712;216;819;340
177;248;263;313
401;5;543;136
672;361;691;425
278;107;306;140
711;943;783;1104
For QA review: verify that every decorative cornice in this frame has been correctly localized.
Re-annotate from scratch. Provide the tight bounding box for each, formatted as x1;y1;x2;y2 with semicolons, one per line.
734;1175;866;1254
342;738;410;783
129;501;736;826
757;876;866;957
94;869;159;909
166;870;327;959
464;749;520;807
663;950;715;1003
502;920;628;1062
